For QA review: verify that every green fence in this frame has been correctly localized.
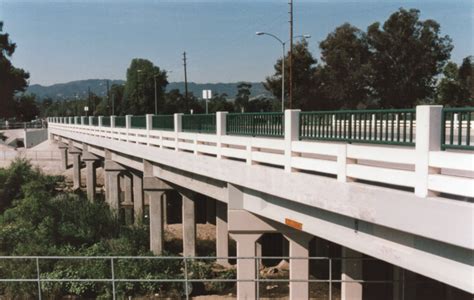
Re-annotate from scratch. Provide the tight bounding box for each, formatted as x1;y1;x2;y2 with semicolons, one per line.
102;116;111;127
152;115;174;131
115;116;126;128
83;117;89;125
441;107;474;150
131;116;146;129
226;112;284;137
182;114;216;133
299;109;416;146
90;117;98;126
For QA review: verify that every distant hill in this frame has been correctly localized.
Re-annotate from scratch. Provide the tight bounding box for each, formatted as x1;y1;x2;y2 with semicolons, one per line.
27;79;271;101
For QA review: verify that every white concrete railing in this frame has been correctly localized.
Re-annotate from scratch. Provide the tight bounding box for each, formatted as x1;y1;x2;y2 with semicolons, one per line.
48;106;474;199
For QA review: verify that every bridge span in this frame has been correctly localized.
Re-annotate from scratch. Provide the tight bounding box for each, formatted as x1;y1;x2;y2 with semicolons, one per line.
48;106;473;299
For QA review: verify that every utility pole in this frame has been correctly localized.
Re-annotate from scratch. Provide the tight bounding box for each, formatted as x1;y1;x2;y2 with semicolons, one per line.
183;51;189;99
88;87;91;115
289;0;293;109
106;80;110;115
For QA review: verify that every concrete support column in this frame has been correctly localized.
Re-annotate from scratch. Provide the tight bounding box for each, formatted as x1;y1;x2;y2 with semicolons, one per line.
106;171;120;211
58;142;68;170
69;147;82;190
230;233;262;300
147;190;164;255
143;173;173;255
82;151;100;202
341;247;363;300
216;201;228;265
104;160;125;211
181;190;196;257
285;233;313;300
122;173;133;225
132;172;144;223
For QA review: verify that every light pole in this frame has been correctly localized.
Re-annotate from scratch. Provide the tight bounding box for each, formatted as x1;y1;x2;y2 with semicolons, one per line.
256;32;310;111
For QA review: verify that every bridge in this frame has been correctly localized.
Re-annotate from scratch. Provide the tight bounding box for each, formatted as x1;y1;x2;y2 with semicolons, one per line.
47;106;473;299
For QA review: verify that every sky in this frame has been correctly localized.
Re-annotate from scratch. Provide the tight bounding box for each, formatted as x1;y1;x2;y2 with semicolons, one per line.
1;0;473;86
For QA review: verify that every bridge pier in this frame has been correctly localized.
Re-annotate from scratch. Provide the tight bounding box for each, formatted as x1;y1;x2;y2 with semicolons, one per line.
69;146;82;190
143;175;173;255
82;151;100;201
58;142;68;170
104;160;125;211
229;232;262;300
180;189;197;257
284;232;313;300
131;171;144;223
341;246;363;300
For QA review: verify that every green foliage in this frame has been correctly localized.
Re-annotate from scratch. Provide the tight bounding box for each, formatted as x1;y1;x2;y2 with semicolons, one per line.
0;160;235;298
124;58;168;114
437;56;474;106
367;8;453;107
265;39;319;110
319;23;372;109
0;21;30;119
264;8;456;109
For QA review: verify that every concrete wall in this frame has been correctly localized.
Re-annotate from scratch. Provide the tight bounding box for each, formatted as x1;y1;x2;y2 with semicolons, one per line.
24;129;48;148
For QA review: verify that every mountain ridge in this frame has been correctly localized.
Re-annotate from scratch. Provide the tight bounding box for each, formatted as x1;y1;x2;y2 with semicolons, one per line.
27;79;271;101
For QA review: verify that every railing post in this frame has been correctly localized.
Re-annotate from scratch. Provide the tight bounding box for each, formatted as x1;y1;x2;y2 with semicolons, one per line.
81;116;85;125
284;109;301;172
216;111;228;159
415;105;443;197
146;114;153;145
98;116;103;127
174;113;183;151
111;115;116;128
88;116;93;127
125;115;132;141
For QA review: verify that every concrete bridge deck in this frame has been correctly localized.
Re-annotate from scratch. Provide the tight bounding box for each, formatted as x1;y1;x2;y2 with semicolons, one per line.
47;106;473;299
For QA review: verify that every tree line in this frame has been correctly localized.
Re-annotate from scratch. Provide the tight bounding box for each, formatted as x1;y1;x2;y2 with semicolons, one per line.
1;8;473;122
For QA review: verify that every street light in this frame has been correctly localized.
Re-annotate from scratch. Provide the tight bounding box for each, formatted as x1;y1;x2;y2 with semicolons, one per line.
256;32;311;112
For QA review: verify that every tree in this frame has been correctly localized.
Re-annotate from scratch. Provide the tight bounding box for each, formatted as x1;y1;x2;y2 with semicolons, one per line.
437;57;473;106
207;93;235;113
458;56;474;101
319;23;372;108
14;94;39;121
367;8;453;107
123;59;168;115
265;40;320;110
0;21;30;119
234;82;252;112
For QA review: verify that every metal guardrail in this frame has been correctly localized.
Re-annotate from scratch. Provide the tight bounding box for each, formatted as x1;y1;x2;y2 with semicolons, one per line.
131;116;146;129
102;116;111;127
91;117;99;126
152;115;174;131
227;112;284;138
441;107;474;150
115;116;126;128
182;114;216;134
299;109;416;146
0;256;401;300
